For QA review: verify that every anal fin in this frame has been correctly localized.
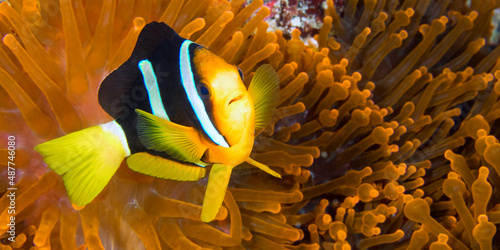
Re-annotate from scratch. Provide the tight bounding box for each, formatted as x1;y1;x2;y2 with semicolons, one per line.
127;152;206;181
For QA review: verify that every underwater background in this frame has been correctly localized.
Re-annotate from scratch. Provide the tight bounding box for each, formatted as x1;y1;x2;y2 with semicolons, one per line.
1;0;500;249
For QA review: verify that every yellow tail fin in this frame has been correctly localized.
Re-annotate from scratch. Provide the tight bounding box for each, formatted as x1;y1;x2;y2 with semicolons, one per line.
201;164;233;222
35;121;130;208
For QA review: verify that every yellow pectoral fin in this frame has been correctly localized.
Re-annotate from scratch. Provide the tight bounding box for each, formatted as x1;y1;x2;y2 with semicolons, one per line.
135;109;208;163
127;152;206;181
246;157;282;178
34;123;128;208
248;64;280;131
201;164;233;222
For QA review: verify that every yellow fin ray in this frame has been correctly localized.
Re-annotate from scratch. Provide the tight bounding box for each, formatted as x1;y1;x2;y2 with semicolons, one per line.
201;164;233;222
127;152;206;181
248;64;280;131
246;157;282;178
135;109;208;163
34;123;128;207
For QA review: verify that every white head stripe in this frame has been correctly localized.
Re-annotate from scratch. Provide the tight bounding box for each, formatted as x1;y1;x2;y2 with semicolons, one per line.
179;40;229;148
138;60;170;121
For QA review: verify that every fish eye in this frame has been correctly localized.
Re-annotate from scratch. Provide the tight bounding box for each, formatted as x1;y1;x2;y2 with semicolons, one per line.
199;83;211;97
201;86;209;95
238;68;244;81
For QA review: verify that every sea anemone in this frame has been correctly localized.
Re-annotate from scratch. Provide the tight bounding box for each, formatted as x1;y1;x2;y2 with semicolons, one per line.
1;0;500;249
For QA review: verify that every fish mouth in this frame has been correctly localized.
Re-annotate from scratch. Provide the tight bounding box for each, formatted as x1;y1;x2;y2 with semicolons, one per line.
228;94;244;106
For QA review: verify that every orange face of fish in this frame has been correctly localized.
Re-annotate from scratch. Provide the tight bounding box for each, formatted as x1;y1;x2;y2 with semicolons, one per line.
193;48;255;166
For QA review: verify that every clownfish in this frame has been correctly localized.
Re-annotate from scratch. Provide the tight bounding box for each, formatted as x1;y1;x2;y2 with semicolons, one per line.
35;22;280;222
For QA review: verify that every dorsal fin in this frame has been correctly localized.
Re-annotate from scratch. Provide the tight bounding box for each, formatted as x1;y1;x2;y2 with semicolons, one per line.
129;21;182;60
98;22;184;119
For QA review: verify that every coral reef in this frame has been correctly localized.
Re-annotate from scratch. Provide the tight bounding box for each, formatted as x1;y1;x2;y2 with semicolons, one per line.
263;0;326;39
1;0;500;249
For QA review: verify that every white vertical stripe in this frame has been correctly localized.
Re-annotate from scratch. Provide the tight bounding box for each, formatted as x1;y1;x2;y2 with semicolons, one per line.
100;121;131;156
179;41;230;148
138;60;170;121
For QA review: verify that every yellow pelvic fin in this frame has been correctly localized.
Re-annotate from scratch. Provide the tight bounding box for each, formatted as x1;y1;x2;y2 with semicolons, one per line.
245;157;282;178
127;152;206;181
201;164;233;222
248;64;280;131
34;122;129;207
135;109;208;163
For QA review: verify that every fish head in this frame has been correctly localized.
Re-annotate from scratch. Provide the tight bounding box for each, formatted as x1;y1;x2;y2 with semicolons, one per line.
193;48;255;147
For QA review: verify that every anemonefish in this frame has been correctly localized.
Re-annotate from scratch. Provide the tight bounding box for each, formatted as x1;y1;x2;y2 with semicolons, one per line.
35;22;280;222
